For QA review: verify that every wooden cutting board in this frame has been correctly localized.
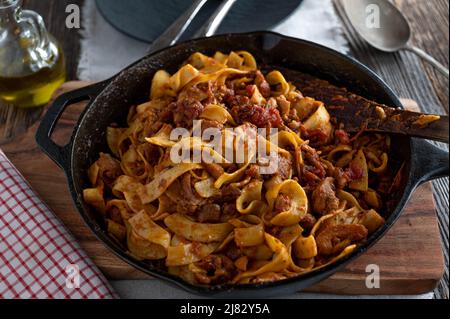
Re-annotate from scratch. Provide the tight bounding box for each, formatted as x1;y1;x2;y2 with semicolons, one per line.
1;82;444;295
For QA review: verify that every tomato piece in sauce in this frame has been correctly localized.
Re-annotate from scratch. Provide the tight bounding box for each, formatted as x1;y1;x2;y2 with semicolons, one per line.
346;160;364;180
335;129;350;145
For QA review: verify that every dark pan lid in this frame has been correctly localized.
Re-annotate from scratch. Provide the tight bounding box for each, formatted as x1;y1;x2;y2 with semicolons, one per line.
96;0;304;43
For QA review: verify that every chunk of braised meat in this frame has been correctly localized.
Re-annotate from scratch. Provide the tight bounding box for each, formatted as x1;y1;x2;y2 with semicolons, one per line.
266;97;278;109
276;155;292;180
299;213;317;232
201;119;224;133
288;107;300;123
176;199;199;215
335;129;351;145
245;164;261;179
266;194;292;221
193;255;236;285
137;143;160;166
196;203;222;223
187;83;209;101
216;84;235;104
263;226;282;239
158;101;176;124
288;119;301;131
197;81;235;105
224;163;238;173
204;163;225;179
139;111;165;138
254;70;271;98
225;243;243;261
274;194;292;213
301;144;325;173
176;173;205;214
181;173;196;201
316;224;368;255
229;96;283;129
220;202;240;222
173;97;205;128
301;144;326;187
96;153;123;187
345;160;364;181
226;94;250;109
215;185;241;204
245;84;257;98
325;164;350;189
143;123;165;141
303;172;322;191
248;105;284;128
302;144;326;174
275;96;289;118
300;125;330;145
312;177;340;215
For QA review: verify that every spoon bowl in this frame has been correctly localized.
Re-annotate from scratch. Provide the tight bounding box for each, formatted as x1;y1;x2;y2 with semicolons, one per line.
342;0;411;52
341;0;449;77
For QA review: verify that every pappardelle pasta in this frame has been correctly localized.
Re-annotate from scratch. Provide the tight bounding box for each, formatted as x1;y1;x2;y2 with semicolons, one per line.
83;51;395;286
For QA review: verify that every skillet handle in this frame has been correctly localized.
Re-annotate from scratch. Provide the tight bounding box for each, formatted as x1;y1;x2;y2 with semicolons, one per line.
410;138;449;185
35;82;106;171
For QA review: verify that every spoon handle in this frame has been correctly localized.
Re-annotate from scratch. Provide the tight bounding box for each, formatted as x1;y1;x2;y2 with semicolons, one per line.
146;0;208;54
194;0;237;38
405;45;449;78
334;106;449;144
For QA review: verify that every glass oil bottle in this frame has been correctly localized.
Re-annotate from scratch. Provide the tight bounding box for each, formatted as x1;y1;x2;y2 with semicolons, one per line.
0;0;66;108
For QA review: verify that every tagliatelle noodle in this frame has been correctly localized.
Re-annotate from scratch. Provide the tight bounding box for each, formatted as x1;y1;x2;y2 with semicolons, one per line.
83;51;396;286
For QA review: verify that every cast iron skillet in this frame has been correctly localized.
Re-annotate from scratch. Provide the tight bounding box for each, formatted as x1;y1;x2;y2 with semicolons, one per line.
36;32;449;298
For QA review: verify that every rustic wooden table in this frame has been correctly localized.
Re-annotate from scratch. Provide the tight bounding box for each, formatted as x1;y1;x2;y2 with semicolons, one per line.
0;0;448;298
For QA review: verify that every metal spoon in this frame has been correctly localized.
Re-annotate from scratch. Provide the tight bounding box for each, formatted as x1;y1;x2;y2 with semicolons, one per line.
146;0;208;54
146;0;237;54
194;0;237;38
341;0;449;78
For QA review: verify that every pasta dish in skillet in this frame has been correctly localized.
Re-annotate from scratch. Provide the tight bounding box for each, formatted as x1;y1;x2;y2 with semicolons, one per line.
83;51;393;285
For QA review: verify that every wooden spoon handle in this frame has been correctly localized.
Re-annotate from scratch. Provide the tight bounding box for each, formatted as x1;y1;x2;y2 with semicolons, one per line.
406;115;448;143
286;70;449;143
329;104;449;143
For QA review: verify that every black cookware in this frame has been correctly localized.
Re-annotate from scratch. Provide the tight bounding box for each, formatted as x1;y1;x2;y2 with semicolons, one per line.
36;32;449;298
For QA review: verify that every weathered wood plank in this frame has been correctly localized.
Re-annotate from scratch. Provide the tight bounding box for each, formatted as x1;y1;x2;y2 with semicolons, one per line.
334;0;449;299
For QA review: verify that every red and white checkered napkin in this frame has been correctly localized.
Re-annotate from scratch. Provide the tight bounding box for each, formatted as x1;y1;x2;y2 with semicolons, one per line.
0;149;118;299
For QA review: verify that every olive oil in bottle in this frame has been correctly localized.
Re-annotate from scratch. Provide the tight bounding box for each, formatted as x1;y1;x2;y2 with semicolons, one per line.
0;0;66;108
0;48;66;108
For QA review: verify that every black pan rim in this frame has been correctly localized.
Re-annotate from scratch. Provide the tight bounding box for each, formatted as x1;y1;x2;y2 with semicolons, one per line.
65;31;418;296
